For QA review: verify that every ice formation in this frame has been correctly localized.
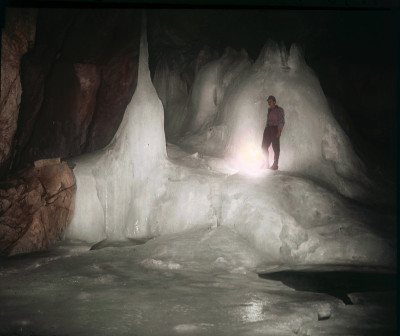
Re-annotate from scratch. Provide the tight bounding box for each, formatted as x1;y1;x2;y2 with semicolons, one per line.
66;14;395;268
66;15;168;241
157;41;373;199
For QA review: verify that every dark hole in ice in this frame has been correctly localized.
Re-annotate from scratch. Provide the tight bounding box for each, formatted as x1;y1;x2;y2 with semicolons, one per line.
259;270;397;305
90;237;151;250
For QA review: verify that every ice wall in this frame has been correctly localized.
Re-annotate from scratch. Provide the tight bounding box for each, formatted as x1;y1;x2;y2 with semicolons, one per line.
153;58;188;137
161;40;373;200
66;14;168;241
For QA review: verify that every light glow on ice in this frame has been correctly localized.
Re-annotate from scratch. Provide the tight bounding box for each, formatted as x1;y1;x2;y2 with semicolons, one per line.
232;139;267;176
239;300;266;323
238;140;264;165
229;136;277;176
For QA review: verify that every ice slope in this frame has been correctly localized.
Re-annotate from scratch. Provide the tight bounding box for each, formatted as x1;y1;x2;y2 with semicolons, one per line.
163;146;395;267
66;15;395;268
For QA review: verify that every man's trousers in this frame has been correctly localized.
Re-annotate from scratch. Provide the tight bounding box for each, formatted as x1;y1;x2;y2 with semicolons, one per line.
261;125;280;168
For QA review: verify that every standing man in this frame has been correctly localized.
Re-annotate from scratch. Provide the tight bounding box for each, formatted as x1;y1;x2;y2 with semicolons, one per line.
261;95;285;170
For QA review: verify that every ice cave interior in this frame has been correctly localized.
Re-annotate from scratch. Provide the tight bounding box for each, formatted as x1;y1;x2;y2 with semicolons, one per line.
0;6;398;336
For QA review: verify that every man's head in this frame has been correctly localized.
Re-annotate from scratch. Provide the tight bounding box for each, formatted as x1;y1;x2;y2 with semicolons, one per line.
267;95;276;108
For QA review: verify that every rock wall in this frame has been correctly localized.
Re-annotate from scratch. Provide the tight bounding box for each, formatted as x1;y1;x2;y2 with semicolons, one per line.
7;9;140;176
0;8;37;177
0;160;75;256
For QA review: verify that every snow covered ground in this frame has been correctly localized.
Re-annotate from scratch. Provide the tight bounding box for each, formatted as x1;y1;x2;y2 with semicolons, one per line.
0;14;396;335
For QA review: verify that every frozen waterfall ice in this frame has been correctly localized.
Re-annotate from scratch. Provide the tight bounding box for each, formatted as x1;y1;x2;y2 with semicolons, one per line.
66;15;395;269
66;14;168;241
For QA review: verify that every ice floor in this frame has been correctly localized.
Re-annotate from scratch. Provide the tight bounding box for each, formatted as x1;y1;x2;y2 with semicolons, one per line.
0;227;396;336
0;144;396;336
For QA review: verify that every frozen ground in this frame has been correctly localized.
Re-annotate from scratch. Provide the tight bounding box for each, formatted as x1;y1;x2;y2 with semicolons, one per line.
0;224;396;336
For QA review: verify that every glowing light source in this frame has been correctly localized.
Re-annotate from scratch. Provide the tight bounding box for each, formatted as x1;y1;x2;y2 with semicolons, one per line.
232;139;269;176
239;141;264;164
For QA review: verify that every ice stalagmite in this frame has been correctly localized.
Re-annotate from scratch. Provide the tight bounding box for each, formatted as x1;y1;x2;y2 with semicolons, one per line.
66;13;167;241
166;41;372;200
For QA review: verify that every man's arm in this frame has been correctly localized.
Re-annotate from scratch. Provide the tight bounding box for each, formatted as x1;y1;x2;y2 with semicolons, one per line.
277;107;285;137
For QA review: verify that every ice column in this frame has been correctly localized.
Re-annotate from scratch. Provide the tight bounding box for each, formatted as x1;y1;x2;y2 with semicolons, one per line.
66;12;167;242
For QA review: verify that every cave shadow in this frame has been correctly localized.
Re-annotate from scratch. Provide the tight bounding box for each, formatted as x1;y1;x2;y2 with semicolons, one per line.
90;237;151;250
259;270;397;305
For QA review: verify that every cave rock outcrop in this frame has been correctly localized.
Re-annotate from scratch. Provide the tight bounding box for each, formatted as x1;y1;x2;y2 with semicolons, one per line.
0;160;75;256
8;9;140;175
0;8;37;175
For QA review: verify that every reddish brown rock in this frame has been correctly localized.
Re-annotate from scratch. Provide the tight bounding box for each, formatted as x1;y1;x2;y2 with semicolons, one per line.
0;8;37;174
11;9;140;173
0;160;75;256
84;45;138;152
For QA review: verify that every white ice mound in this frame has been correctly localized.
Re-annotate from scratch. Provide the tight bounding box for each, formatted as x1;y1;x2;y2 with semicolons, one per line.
164;40;372;200
66;15;168;241
64;17;394;268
